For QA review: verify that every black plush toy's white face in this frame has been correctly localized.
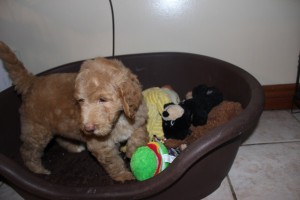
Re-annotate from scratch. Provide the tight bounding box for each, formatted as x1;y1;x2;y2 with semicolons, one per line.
162;102;193;140
162;103;184;123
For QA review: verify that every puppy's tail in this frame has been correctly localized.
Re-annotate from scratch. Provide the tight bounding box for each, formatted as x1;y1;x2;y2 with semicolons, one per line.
0;41;35;94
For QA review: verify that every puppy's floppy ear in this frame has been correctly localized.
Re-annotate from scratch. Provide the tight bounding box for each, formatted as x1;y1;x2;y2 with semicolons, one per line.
119;71;143;119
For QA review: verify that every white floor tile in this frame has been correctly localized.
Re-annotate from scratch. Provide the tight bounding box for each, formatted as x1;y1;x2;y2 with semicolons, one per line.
244;110;300;145
0;182;23;200
229;143;300;200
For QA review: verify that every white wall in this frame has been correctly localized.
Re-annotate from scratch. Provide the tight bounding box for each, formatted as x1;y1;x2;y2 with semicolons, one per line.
1;0;299;85
0;0;113;73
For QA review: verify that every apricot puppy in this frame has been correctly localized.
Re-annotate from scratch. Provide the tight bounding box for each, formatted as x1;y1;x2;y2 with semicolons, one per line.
0;41;148;182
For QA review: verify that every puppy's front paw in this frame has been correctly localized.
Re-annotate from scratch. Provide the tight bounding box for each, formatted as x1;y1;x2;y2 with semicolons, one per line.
114;171;135;182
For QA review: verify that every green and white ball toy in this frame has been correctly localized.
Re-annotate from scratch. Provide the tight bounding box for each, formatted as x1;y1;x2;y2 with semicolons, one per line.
130;142;175;181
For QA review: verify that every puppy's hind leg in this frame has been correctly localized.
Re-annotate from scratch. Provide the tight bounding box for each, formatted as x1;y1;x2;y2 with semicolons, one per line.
20;122;53;175
56;137;85;153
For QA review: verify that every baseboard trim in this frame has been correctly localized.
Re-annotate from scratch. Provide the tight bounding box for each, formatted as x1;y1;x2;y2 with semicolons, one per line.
263;84;296;110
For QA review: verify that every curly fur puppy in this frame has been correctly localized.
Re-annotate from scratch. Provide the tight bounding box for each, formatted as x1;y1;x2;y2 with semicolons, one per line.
0;41;148;182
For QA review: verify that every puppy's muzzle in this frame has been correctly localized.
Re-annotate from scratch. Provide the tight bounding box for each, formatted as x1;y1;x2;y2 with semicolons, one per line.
83;123;95;133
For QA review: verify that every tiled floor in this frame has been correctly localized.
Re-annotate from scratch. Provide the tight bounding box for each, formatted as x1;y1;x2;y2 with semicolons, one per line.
203;110;300;200
1;110;300;200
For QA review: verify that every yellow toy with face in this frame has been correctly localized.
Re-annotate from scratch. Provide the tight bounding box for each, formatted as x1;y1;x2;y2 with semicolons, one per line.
142;87;179;141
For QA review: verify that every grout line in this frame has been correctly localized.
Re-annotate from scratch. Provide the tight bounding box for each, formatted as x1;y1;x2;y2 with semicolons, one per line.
226;176;238;200
284;109;300;123
291;112;300;123
242;140;300;147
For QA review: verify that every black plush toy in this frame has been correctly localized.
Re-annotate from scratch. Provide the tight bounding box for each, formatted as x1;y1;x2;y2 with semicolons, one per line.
162;100;194;140
162;84;223;140
189;84;224;126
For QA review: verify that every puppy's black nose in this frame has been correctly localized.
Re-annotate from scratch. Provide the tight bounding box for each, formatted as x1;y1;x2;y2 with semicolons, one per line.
162;111;169;118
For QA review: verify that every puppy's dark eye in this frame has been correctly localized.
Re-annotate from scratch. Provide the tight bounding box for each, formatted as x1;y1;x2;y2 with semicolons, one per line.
99;98;107;103
77;98;84;103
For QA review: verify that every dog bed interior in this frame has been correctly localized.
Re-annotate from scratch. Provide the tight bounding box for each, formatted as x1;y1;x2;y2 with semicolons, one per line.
0;52;264;200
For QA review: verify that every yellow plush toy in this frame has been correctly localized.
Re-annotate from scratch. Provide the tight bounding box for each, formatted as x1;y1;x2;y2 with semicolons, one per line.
143;86;179;141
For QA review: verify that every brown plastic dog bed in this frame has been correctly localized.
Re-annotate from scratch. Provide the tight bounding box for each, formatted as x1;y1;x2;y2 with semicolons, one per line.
0;52;264;200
